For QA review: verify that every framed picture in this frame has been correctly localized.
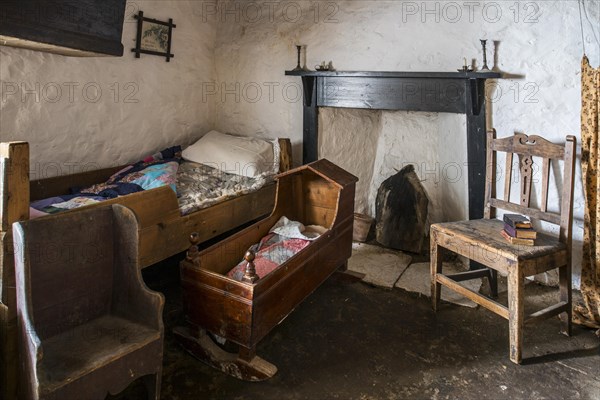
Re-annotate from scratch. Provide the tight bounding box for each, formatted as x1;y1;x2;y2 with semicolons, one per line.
132;11;175;62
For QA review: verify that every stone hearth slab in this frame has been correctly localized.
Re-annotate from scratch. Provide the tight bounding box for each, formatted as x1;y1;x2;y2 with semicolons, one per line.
348;243;412;288
395;262;482;308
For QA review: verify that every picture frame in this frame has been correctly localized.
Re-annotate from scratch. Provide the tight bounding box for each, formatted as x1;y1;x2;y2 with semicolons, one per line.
132;11;175;62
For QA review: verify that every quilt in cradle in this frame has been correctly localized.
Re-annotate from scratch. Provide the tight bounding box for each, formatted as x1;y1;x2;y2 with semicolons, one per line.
227;217;327;282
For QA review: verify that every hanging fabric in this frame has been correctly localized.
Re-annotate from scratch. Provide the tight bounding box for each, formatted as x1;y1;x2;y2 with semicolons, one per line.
574;56;600;332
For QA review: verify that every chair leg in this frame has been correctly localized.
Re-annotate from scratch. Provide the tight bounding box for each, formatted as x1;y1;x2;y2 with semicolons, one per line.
143;372;161;400
430;237;442;312
488;269;499;298
559;262;572;336
507;269;524;364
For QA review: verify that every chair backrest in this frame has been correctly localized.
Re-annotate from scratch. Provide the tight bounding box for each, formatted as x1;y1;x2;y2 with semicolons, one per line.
484;130;576;245
13;206;116;340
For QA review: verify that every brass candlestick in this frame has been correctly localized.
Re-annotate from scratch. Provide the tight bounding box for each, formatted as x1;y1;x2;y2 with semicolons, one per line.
480;39;490;71
292;45;303;71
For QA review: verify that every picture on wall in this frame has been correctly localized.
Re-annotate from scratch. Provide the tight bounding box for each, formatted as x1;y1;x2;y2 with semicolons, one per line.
132;11;175;62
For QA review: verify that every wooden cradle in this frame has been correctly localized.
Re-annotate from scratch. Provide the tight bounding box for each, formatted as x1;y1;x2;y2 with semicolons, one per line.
0;139;291;400
174;159;358;381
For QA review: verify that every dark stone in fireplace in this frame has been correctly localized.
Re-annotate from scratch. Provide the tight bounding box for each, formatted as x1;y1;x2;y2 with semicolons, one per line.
375;165;428;253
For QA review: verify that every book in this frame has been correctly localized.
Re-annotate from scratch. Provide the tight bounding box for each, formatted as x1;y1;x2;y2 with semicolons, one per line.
500;229;535;246
503;223;537;239
503;214;532;229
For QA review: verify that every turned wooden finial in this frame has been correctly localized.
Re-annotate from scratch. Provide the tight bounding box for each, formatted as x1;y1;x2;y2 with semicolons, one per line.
241;250;259;284
186;232;201;265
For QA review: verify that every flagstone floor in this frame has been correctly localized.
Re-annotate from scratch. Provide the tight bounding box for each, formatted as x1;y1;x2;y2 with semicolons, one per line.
113;244;600;400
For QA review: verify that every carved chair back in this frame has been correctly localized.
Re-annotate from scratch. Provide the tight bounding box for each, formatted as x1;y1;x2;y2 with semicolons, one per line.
484;129;576;246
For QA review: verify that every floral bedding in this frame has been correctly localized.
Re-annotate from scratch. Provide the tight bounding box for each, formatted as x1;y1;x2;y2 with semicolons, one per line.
176;161;273;215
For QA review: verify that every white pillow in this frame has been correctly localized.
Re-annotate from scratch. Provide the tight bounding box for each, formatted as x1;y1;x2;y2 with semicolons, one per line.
182;130;277;178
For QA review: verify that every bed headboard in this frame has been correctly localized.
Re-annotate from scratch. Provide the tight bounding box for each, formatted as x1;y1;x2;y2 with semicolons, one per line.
0;142;29;231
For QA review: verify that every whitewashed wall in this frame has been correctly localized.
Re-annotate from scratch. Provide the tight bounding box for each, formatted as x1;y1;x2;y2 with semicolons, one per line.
0;1;597;285
0;0;217;176
212;0;599;286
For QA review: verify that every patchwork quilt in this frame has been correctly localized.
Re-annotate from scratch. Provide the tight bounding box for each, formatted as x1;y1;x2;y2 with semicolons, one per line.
226;216;327;282
226;233;312;281
30;146;182;217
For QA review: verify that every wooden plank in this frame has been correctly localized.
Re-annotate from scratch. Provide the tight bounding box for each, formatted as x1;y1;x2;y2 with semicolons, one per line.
445;269;495;282
436;274;509;319
518;154;533;207
1;0;127;57
286;70;501;79
521;251;568;277
489;198;561;225
0;316;17;400
0;142;29;232
430;230;443;311
304;205;336;228
484;129;496;219
302;77;319;164
491;134;565;159
0;231;14;309
278;139;292;172
0;160;6;233
0;142;27;400
179;274;253;346
318;77;467;113
277;159;358;188
524;302;569;325
30;165;123;201
559;136;576;244
507;269;524;363
540;158;550;212
504;152;513;203
304;178;338;209
465;79;487;220
139;184;276;267
34;186;180;231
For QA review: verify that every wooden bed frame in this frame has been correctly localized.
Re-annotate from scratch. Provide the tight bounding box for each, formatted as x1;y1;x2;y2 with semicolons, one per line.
174;159;358;381
0;139;292;400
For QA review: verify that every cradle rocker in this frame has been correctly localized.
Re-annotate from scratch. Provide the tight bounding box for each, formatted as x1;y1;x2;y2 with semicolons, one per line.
174;159;357;381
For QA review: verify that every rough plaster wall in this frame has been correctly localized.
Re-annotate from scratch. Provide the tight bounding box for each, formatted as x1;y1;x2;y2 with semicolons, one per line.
319;108;381;214
0;0;217;176
213;0;599;287
369;112;443;225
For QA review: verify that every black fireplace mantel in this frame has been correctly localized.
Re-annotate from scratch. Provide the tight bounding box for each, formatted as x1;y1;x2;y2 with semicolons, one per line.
285;69;501;221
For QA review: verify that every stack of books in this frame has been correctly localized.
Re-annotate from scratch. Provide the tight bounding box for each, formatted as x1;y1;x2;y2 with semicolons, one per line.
501;214;537;245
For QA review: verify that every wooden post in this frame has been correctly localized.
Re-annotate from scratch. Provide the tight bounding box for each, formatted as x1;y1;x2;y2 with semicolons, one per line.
301;76;318;164
0;141;29;400
241;250;259;284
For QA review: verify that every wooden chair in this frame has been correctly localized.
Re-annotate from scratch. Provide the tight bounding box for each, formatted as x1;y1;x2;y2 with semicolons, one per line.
13;204;165;399
430;130;576;364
